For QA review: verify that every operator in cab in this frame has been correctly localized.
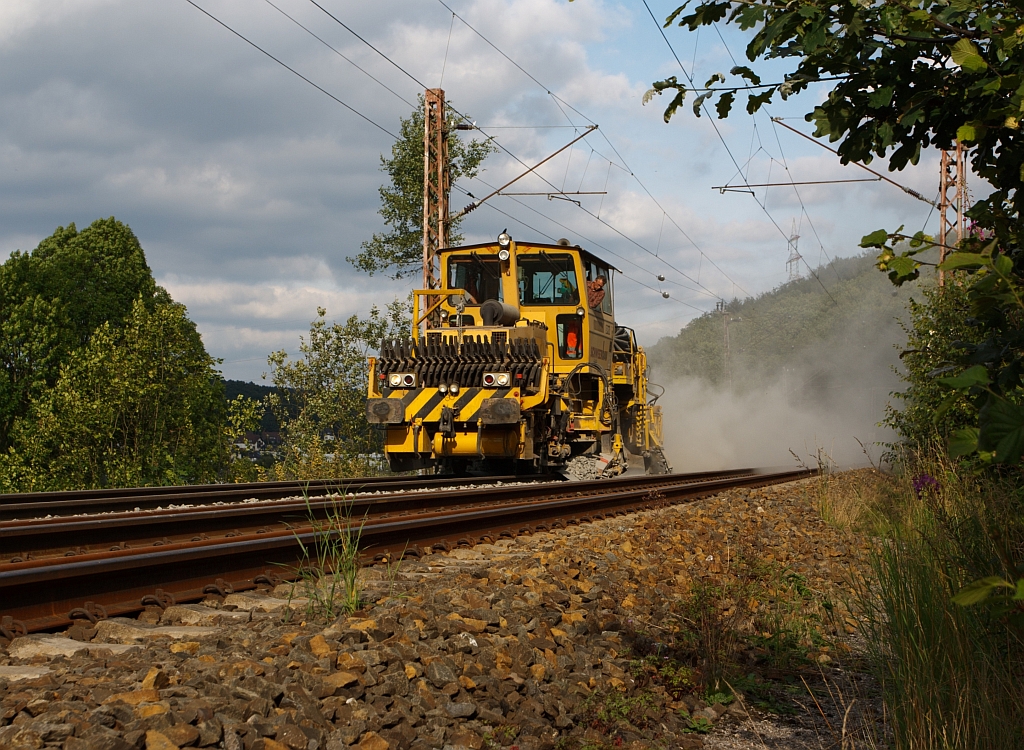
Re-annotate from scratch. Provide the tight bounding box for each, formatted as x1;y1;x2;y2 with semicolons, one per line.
587;275;607;309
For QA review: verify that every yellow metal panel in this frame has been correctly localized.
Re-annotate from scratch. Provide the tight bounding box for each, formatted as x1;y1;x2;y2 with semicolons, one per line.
432;428;519;457
385;425;431;452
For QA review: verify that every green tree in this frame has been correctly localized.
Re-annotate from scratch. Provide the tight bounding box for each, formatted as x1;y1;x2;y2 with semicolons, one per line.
349;98;495;279
264;299;410;479
224;393;267;483
0;218;162;452
0;299;227;491
884;283;983;449
30;218;160;344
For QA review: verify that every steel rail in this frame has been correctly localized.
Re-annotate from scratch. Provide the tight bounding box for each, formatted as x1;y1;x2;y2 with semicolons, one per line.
0;468;812;636
0;469;759;560
0;473;562;521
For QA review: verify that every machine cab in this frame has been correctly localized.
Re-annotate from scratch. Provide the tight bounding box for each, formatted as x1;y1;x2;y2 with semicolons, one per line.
435;235;617;375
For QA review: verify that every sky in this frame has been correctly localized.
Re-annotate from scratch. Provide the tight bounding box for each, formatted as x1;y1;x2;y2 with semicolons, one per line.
0;0;952;381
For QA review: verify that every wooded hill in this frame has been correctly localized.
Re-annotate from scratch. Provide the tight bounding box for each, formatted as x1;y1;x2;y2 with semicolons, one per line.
648;253;923;406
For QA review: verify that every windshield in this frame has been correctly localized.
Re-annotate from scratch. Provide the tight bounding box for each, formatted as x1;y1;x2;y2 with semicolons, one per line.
517;254;579;306
447;256;503;304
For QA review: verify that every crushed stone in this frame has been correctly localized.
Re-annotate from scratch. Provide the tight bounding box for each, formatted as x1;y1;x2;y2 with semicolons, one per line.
0;472;879;750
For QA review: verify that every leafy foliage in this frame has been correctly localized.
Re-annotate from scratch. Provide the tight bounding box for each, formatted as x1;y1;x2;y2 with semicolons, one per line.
263;299;410;479
224;379;280;432
349;98;495;279
224;393;267;483
653;0;1023;191
0;218;160;453
884;283;983;450
0;299;226;491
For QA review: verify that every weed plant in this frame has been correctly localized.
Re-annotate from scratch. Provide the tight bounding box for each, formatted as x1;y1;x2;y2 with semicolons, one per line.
285;487;365;621
624;550;835;714
861;449;1024;750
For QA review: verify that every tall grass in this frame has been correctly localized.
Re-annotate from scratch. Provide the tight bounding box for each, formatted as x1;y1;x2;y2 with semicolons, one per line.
862;450;1024;750
286;488;364;621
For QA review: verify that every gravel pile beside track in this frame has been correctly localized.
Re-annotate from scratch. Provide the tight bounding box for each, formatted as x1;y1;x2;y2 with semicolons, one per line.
0;474;877;750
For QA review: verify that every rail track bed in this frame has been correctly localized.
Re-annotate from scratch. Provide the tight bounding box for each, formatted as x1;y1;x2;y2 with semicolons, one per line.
0;473;563;522
0;468;812;638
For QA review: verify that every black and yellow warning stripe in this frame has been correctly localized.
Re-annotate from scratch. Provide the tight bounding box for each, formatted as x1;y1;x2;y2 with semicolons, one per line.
381;387;514;423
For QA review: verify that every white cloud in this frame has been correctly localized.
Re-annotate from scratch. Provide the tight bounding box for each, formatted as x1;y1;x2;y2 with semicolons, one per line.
0;0;117;46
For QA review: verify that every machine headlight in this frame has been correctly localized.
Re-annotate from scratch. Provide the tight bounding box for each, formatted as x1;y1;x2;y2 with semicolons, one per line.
450;383;460;395
496;373;510;386
497;230;511;248
440;309;449;319
438;383;448;394
388;374;402;387
497;248;510;261
576;306;585;316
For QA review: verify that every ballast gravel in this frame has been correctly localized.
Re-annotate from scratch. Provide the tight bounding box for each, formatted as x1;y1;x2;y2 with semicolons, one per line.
0;473;878;750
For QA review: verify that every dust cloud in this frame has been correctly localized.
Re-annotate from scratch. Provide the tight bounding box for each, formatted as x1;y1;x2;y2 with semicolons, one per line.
652;303;910;472
655;375;895;472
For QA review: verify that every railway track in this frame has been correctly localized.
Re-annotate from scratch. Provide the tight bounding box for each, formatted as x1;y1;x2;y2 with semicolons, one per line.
0;467;813;639
0;473;561;521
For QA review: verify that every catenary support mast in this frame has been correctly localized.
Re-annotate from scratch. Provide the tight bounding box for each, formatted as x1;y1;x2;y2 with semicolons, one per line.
422;88;450;291
938;142;967;287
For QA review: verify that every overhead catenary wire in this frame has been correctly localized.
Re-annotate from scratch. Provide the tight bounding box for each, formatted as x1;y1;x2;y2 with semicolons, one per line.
196;0;723;314
770;118;939;209
469;187;716;308
299;0;726;304
701;23;846;284
711;57;843;282
452;185;707;313
432;0;750;299
184;0;398;139
187;0;710;314
640;0;838;306
261;0;416;109
439;12;455;88
464;177;716;303
182;1;712;325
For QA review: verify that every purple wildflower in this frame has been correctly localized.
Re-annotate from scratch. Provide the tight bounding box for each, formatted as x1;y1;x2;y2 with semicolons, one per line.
912;474;939;498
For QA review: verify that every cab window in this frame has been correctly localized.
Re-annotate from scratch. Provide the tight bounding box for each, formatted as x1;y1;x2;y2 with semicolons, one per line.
517;254;579;305
556;314;583;359
584;259;613;315
447;256;503;304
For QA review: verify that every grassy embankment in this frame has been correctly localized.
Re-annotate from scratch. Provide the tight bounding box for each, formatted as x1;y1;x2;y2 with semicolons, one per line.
817;459;1024;750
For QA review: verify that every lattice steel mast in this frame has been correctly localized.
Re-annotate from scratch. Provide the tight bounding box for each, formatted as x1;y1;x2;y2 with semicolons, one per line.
786;220;802;281
422;88;450;291
938;142;968;287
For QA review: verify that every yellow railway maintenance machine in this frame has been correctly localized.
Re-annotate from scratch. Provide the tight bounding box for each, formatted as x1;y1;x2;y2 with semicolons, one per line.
366;231;673;478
